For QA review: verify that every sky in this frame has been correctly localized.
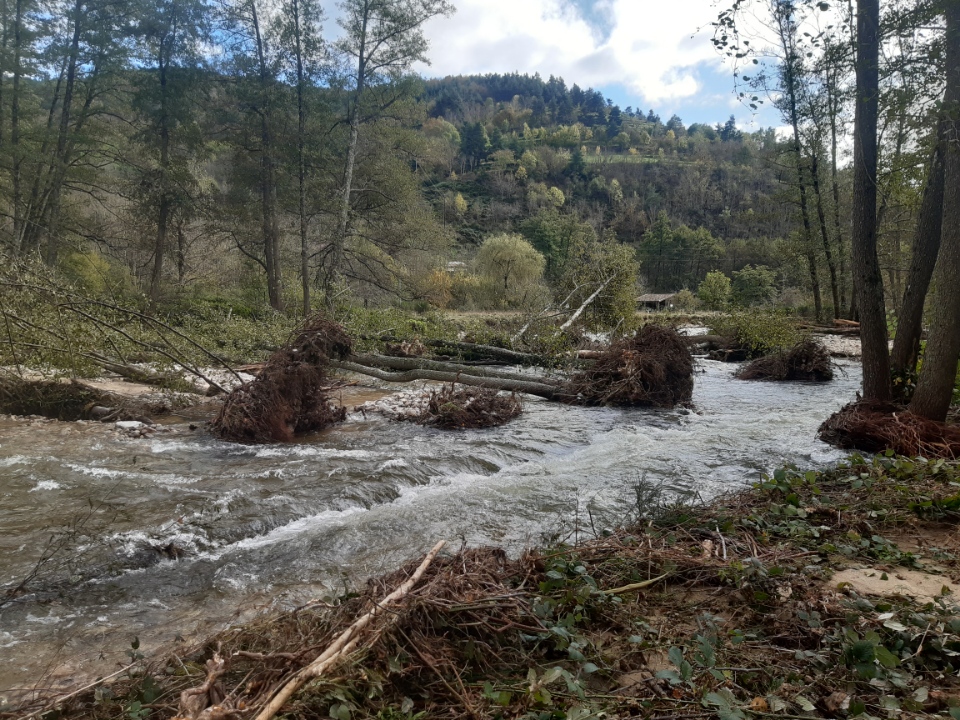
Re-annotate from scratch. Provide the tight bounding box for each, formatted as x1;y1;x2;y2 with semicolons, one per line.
414;0;783;130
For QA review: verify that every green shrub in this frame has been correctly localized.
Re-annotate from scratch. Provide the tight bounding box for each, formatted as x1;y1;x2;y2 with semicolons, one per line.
710;311;803;356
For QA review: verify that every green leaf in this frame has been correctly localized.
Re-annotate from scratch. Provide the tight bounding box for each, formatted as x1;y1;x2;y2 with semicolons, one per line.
541;666;564;685
655;669;682;685
875;646;899;669
668;646;685;669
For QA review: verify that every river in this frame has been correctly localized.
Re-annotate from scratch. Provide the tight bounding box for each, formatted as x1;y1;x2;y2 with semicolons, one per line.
0;357;860;700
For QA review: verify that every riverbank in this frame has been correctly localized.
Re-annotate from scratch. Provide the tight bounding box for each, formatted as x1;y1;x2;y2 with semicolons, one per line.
11;453;960;720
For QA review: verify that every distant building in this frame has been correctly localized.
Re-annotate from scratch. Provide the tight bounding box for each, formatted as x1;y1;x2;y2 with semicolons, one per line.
637;293;677;311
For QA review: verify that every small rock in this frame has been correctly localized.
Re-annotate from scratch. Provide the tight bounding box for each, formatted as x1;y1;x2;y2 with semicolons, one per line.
116;421;144;430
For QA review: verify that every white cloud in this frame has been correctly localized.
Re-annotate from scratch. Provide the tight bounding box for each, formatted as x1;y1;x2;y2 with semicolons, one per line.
416;0;725;104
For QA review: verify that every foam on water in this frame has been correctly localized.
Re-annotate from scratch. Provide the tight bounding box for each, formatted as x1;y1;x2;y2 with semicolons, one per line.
0;358;864;693
29;480;63;492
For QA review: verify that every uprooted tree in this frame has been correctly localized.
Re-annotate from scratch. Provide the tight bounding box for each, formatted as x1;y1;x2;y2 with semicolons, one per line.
210;317;695;442
210;317;353;443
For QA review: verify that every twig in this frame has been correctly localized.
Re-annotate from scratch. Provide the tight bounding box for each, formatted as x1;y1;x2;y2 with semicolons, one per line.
715;524;728;561
603;572;671;594
253;540;446;720
20;662;138;719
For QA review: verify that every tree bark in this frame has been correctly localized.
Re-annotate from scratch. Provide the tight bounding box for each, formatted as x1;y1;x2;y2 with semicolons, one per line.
250;0;283;311
327;5;368;302
910;2;960;422
827;59;848;313
890;119;947;376
41;0;84;267
293;0;310;317
149;36;172;307
810;150;841;318
850;0;890;402
330;359;566;400
350;353;563;386
10;0;24;255
775;5;822;322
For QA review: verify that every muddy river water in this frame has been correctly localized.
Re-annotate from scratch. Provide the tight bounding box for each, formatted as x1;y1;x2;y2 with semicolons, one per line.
0;358;860;699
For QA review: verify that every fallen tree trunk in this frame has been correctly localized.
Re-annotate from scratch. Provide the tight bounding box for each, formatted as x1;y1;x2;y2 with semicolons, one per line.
330;359;566;401
682;335;729;347
350;353;563;386
373;337;551;366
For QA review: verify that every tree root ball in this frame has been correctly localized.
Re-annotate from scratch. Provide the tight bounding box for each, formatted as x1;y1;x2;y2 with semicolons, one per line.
414;385;522;430
209;315;352;443
563;324;694;408
736;338;834;382
818;401;960;459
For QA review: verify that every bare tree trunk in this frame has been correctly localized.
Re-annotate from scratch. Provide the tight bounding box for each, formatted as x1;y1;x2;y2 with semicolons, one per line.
149;44;171;307
775;5;822;322
811;150;840;318
42;0;83;267
910;2;960;422
827;61;848;313
329;86;364;300
330;359;565;401
176;218;187;283
890;119;947;376
850;0;889;402
292;0;310;316
10;0;24;255
327;1;369;302
250;0;283;311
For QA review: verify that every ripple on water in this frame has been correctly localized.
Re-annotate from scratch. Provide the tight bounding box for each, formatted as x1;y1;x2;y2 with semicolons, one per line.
0;358;863;693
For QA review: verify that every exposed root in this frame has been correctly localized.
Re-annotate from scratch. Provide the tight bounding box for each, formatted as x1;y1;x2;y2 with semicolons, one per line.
819;400;960;458
562;324;694;407
737;338;834;382
414;384;522;429
209;316;352;443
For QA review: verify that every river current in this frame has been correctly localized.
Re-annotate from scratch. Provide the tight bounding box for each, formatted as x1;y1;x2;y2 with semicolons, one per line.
0;358;860;698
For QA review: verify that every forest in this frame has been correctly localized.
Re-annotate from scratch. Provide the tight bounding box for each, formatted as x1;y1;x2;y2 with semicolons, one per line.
0;0;945;327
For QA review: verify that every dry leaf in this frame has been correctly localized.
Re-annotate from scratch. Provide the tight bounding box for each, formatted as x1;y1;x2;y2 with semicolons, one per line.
824;691;850;713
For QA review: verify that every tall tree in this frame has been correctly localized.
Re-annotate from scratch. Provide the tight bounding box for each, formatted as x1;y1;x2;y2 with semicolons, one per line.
323;0;454;300
134;0;207;306
890;119;947;377
287;0;322;316
218;0;284;310
16;0;132;263
850;0;890;402
771;0;823;321
910;0;960;422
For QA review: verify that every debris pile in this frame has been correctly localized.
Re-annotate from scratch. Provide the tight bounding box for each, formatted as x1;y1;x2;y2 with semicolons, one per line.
736;338;834;382
210;316;352;443
563;324;694;407
819;400;960;459
0;376;169;421
416;384;522;429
